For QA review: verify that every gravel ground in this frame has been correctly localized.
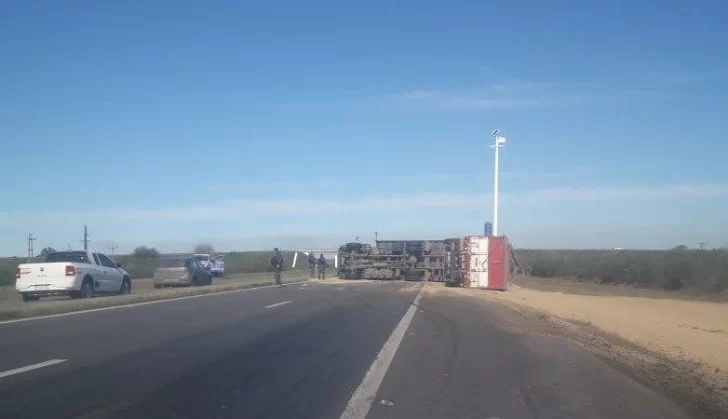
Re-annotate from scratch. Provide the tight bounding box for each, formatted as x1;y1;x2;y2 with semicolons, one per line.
0;271;309;321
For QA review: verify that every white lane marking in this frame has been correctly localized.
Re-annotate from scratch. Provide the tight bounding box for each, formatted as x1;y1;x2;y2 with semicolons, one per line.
0;280;309;327
265;300;292;309
339;288;422;419
0;359;67;379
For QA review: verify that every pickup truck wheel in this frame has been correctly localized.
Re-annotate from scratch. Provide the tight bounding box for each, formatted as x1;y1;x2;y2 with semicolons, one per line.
21;294;40;302
119;278;131;295
79;280;94;298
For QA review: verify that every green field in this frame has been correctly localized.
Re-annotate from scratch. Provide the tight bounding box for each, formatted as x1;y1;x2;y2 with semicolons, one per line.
518;248;728;295
0;251;306;286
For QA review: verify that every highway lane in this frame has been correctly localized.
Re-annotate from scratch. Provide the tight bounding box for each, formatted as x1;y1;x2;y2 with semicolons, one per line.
0;281;690;419
0;280;417;419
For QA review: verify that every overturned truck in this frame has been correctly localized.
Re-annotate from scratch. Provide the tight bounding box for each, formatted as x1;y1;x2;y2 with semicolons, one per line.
337;239;463;284
337;236;511;289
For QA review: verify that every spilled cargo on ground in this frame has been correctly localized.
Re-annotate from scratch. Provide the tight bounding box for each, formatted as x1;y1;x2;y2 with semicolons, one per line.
336;236;510;290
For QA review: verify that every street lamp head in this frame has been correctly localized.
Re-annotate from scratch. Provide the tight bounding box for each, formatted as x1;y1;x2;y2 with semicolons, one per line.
491;129;500;137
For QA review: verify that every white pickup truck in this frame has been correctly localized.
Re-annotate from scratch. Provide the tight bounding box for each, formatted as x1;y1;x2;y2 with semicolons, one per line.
193;253;225;277
15;250;132;302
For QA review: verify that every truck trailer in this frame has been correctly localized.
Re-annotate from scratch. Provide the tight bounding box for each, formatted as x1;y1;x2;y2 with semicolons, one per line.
337;236;511;290
337;239;462;284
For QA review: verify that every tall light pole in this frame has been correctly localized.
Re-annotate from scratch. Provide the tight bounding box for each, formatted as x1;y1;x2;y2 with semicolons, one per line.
490;130;507;236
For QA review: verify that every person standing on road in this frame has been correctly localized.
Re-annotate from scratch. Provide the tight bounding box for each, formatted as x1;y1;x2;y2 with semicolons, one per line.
317;253;327;280
270;248;284;286
308;252;316;278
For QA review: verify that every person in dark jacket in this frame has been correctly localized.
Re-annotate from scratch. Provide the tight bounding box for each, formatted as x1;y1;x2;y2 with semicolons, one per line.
317;253;327;280
270;248;284;286
308;252;316;277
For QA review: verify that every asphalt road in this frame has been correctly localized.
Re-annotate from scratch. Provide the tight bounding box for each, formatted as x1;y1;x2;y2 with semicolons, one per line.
0;280;690;419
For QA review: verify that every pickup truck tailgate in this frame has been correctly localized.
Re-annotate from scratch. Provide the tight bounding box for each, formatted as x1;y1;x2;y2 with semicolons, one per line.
16;263;75;292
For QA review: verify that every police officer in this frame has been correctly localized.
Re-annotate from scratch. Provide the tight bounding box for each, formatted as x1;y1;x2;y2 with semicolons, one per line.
307;252;316;278
271;248;284;286
317;253;327;280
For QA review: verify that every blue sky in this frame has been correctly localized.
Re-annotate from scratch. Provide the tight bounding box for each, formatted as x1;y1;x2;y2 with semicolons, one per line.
2;0;727;255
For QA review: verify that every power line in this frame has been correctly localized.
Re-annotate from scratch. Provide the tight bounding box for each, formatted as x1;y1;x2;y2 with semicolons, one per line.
27;233;36;262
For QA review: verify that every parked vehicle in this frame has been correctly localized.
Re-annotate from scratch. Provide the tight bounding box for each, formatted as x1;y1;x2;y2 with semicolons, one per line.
193;253;225;277
153;257;212;288
15;250;132;302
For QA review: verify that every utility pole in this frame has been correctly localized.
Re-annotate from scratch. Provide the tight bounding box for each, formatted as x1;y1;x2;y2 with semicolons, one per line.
81;225;90;250
27;233;36;262
108;242;119;257
698;241;707;251
375;229;379;242
490;130;507;236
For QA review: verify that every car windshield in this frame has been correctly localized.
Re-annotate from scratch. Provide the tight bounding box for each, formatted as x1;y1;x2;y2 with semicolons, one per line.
45;251;90;264
158;258;187;268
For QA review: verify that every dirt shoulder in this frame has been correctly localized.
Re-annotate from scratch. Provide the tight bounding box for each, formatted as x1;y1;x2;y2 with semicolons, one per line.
0;271;308;321
513;276;728;302
429;282;728;419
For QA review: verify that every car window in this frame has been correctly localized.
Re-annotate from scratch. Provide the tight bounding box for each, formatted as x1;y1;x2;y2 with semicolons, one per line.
98;254;117;268
92;253;100;265
45;251;90;264
192;260;202;270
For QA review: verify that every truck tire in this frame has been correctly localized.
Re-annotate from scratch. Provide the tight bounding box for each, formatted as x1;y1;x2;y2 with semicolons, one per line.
119;277;131;295
78;278;94;298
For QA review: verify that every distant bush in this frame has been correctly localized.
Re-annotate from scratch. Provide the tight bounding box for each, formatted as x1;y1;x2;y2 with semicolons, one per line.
132;246;159;259
39;247;57;258
519;249;728;295
194;244;215;254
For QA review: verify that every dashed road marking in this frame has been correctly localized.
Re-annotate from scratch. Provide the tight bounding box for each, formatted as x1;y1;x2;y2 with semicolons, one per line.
0;359;67;379
265;301;292;309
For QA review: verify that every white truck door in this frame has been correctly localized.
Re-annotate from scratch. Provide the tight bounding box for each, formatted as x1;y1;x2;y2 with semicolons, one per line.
97;253;122;292
90;253;107;291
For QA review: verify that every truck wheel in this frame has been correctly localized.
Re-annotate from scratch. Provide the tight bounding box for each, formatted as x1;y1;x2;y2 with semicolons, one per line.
21;294;40;302
119;278;131;295
79;279;94;298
